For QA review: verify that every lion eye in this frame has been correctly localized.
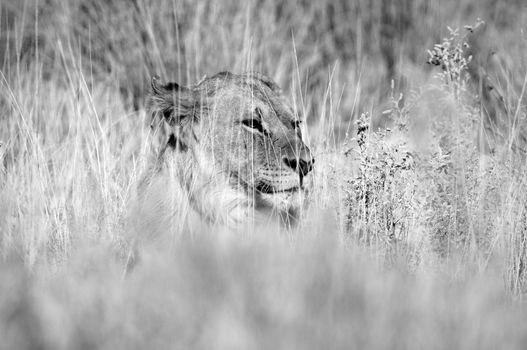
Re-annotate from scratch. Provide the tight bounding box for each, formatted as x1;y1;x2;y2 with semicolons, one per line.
242;108;269;135
242;119;266;134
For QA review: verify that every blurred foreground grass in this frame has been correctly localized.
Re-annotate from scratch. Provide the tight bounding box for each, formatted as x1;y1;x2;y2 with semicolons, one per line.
1;0;527;348
3;234;527;349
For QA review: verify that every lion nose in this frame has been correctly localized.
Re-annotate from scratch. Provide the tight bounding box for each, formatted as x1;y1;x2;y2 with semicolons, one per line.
283;153;315;177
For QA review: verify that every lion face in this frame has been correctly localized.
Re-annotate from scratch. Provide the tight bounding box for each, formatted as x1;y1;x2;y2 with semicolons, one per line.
147;71;314;220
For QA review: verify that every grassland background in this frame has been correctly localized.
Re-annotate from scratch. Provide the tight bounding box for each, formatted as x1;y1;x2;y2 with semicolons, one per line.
1;0;527;349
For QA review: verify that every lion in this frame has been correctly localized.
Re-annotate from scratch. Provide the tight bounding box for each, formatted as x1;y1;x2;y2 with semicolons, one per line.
129;71;314;248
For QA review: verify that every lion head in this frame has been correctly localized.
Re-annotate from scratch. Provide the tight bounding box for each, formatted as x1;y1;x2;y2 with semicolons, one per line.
142;71;314;228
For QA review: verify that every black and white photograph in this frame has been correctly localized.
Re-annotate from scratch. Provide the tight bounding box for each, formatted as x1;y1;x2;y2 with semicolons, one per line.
1;1;527;349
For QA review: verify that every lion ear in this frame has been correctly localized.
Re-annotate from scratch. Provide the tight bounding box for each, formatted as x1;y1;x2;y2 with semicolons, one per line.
147;75;197;127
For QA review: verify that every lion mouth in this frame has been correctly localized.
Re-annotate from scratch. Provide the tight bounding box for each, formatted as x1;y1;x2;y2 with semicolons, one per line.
255;182;301;194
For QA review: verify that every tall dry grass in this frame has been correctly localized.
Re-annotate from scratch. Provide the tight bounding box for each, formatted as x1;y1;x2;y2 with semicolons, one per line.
1;0;527;348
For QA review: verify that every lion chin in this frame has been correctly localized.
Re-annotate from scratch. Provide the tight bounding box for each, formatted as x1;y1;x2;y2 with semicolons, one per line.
221;179;309;228
257;188;302;210
251;180;312;227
